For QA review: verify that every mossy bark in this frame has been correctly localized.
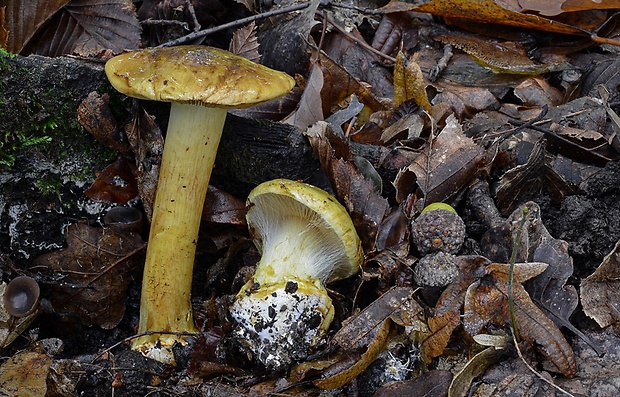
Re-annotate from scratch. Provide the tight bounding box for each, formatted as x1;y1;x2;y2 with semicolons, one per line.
0;51;115;264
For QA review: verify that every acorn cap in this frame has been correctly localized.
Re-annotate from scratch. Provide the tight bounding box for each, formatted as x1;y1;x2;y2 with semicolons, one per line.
105;45;295;108
246;178;364;285
411;203;466;255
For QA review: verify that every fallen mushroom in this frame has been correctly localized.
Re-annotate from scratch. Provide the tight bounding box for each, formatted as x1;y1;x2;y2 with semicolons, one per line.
230;178;364;370
105;45;295;363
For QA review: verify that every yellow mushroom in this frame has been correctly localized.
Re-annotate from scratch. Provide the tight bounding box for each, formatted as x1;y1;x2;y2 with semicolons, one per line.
105;46;294;364
230;179;364;370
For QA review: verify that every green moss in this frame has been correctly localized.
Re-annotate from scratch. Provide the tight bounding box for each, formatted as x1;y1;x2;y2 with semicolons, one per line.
34;173;63;197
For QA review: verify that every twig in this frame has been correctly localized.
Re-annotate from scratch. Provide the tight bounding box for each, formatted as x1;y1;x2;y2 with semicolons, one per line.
322;14;397;63
157;2;313;47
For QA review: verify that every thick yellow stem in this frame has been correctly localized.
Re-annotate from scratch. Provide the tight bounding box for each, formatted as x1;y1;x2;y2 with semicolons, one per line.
131;102;227;362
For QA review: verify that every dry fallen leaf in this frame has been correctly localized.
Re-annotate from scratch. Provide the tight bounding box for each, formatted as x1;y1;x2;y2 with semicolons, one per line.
333;287;414;351
505;0;620;16
0;351;52;396
378;0;592;35
396;114;486;204
305;121;391;251
434;32;569;75
2;0;141;56
229;21;260;63
85;157;139;204
32;221;144;329
202;185;246;225
373;370;453;397
393;51;431;110
581;239;620;330
487;263;577;378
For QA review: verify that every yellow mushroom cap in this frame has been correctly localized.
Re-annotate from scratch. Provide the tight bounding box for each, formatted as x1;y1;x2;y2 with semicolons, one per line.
104;45;295;108
246;178;364;285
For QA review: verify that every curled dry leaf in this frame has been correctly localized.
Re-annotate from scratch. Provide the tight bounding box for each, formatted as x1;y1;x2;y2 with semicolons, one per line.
334;287;414;351
449;345;508;397
395;114;486;204
201;185;246;225
378;0;586;35
3;0;141;56
32;221;144;329
85;157;139;204
305;121;390;251
488;263;577;378
422;254;576;377
581;239;620;330
123;108;165;221
434;32;568;75
373;369;453;397
229;21;260;63
314;318;393;390
393;52;431;110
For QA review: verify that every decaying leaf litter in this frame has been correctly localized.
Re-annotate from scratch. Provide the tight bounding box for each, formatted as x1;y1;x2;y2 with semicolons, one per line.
1;0;620;395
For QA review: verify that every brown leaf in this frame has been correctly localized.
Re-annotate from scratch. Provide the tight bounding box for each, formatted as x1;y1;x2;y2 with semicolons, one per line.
333;287;414;351
202;185;246;225
393;51;431;110
420;307;460;363
0;351;52;396
490;268;577;378
32;221;144;329
317;50;387;116
323;29;395;100
78;92;130;155
581;239;620;329
397;114;486;204
229;21;260;63
373;370;453;397
305;122;390;251
377;0;586;35
448;345;507;397
314;319;393;390
4;0;141;56
123;108;165;222
85;157;139;204
513;0;620;16
513;77;563;107
1;0;69;53
434;32;568;75
463;278;509;337
431;80;500;119
283;63;324;130
30;0;141;56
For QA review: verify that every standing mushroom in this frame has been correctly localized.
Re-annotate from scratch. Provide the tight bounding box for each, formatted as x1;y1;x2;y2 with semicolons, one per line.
230;179;364;370
104;45;295;363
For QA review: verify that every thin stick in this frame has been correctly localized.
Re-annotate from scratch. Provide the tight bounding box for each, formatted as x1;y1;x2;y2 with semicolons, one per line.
323;14;397;63
157;2;313;47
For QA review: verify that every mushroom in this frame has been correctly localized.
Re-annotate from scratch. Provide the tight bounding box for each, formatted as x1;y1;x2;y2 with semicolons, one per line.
3;276;40;318
104;45;295;363
230;178;364;370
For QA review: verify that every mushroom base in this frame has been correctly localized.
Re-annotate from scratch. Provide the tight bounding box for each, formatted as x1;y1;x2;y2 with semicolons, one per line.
230;279;334;371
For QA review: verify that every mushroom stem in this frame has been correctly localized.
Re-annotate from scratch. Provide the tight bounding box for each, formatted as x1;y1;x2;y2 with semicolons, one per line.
131;102;227;361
